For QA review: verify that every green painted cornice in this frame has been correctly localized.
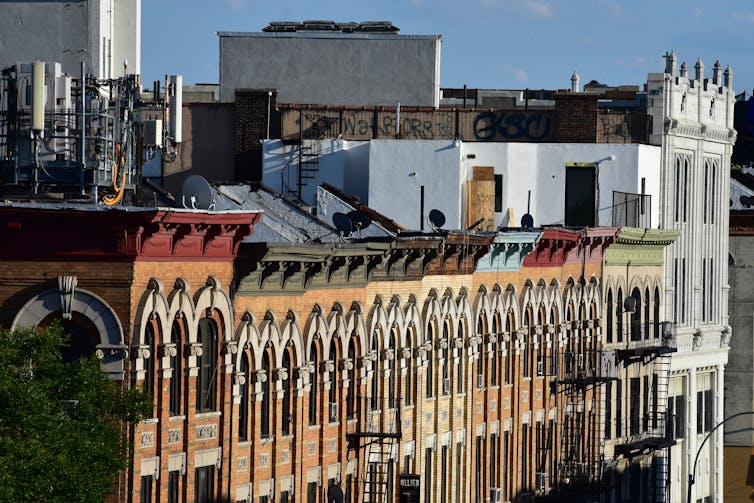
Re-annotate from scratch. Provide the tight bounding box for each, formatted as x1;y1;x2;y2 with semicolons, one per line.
604;227;679;266
476;231;541;272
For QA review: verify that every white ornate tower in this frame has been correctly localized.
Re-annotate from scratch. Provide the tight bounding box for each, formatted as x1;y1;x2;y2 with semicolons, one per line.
646;53;736;503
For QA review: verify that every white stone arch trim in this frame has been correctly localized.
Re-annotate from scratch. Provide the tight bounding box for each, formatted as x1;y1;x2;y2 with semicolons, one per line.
547;279;564;322
279;310;304;369
234;311;263;372
11;283;125;378
422;289;443;339
167;278;197;343
587;276;603;319
455;288;473;342
194;276;233;342
386;295;407;348
502;284;521;328
519;280;536;321
473;285;493;336
258;311;283;367
402;301;423;353
344;302;368;359
132;278;171;348
303;304;330;356
367;296;389;353
326;303;347;351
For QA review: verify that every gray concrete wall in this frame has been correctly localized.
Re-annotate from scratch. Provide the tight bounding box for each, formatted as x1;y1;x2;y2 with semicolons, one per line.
219;32;441;106
727;234;754;446
0;1;89;74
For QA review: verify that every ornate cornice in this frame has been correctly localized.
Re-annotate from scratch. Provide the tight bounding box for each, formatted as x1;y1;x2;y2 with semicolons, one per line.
476;231;541;272
604;227;679;266
523;227;618;267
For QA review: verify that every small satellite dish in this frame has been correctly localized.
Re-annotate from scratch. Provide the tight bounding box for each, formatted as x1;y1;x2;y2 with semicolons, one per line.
181;175;216;210
347;210;372;236
332;212;353;239
521;213;534;228
428;209;446;231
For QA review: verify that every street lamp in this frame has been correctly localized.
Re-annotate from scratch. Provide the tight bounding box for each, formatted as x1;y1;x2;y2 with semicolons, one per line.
687;411;754;503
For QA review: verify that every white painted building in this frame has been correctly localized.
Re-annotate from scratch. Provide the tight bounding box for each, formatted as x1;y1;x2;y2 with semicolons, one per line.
646;53;735;503
0;0;141;79
263;139;661;231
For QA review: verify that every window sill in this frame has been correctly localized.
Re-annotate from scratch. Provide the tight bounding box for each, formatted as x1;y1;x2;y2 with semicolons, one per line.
169;415;186;423
237;440;252;448
260;435;274;445
141;417;159;425
195;411;222;420
308;424;321;431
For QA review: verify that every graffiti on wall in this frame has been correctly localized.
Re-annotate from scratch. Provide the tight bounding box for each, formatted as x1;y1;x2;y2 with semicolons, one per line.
281;108;555;142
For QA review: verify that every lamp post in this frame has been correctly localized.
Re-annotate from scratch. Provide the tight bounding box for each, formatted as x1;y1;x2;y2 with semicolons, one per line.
687;411;754;503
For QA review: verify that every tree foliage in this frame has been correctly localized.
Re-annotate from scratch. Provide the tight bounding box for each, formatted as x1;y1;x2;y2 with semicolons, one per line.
0;323;150;502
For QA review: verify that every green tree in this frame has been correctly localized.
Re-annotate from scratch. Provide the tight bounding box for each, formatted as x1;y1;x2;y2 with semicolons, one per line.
0;323;150;502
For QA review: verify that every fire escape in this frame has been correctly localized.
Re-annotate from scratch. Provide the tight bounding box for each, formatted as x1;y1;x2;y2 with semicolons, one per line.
550;318;615;502
287;109;339;200
346;353;402;503
611;320;677;503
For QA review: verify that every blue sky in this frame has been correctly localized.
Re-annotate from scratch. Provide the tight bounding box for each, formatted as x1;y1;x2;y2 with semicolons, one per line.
143;0;754;96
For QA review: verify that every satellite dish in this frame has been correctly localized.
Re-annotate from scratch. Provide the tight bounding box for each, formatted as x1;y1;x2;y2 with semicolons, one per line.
428;209;446;231
181;175;216;210
332;212;353;239
521;213;534;228
347;210;372;236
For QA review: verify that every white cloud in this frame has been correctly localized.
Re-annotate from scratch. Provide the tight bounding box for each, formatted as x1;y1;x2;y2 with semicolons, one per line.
692;6;702;18
525;1;553;18
734;13;754;23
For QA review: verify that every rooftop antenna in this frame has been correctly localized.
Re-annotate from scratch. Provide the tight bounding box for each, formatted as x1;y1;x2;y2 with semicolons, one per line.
428;209;446;232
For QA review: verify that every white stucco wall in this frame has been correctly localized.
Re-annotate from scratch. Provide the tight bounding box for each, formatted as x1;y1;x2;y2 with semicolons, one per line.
368;140;462;230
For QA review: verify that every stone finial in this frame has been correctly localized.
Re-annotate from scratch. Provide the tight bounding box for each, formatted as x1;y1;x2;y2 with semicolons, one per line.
664;50;676;75
680;61;688;78
713;60;722;85
695;57;704;81
570;70;580;92
724;64;733;89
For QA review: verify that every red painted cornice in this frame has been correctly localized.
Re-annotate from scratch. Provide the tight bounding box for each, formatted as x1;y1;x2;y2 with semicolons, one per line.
523;227;618;267
0;206;261;261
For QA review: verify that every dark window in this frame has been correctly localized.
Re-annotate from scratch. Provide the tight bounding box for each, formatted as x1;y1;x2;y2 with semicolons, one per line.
456;443;463;503
144;324;156;413
630;288;642;341
169;321;182;416
653;288;661;339
347;341;356;418
630;378;640;435
168;471;179;503
196;318;218;413
281;492;289;503
283;349;292;434
521;424;530;490
195;466;215;503
652;374;659;428
644;289;650;340
329;345;338;420
491;315;499;385
405;329;413;406
261;351;271;436
477;317;485;387
388;332;396;408
494;174;503;213
475;437;482;503
371;334;380;408
504;315;512;384
523;310;531;378
606;290;613;344
704;388;714;432
426;325;434;398
616;380;623;437
307;482;318;503
140;475;153;503
502;432;509;500
643;375;650;431
239;353;249;441
564;164;597;227
310;345;319;424
456;321;464;394
674;395;685;439
441;446;448;503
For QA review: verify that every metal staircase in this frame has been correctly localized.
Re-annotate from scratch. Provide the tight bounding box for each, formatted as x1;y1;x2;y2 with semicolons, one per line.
363;442;395;503
296;141;320;198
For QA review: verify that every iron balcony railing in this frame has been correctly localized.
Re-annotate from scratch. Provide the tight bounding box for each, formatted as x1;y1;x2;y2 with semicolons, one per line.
613;191;651;228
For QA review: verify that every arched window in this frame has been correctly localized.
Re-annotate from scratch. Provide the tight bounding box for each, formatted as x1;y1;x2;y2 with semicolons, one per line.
630;288;642;342
239;352;249;441
196;318;218;413
405;328;413;406
169;320;182;416
388;331;398;409
456;320;464;394
653;287;661;339
606;290;614;344
347;340;356;419
644;288;651;340
309;345;319;425
476;316;485;388
441;322;450;396
616;289;624;343
371;332;380;409
537;308;545;377
426;324;434;399
504;313;513;385
144;322;156;412
523;307;532;378
282;349;292;434
329;345;339;420
491;314;499;386
261;350;271;436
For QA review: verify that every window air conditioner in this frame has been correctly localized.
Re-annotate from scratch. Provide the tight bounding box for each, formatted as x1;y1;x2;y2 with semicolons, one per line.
537;360;544;377
477;372;484;389
329;403;338;422
443;378;451;395
490;488;501;503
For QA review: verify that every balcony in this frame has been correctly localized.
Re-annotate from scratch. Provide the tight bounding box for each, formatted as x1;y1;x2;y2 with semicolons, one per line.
613;412;675;459
616;322;677;363
612;191;651;228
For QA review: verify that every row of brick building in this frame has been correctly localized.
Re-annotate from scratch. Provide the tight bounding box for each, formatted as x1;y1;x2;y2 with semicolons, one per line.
0;203;678;503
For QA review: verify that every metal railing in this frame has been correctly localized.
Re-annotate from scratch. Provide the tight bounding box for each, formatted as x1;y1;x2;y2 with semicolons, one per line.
613;191;651;228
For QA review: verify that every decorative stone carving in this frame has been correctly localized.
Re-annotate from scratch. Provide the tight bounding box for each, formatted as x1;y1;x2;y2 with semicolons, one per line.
161;343;178;358
253;370;268;384
692;330;703;350
196;424;217;440
189;343;204;357
58;275;77;320
168;429;181;444
721;326;732;348
340;358;354;371
141;431;154;448
135;346;151;360
224;341;238;355
237;457;248;471
234;373;247;386
275;368;289;382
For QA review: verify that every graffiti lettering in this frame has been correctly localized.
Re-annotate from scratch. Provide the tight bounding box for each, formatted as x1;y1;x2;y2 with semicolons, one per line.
472;112;551;141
